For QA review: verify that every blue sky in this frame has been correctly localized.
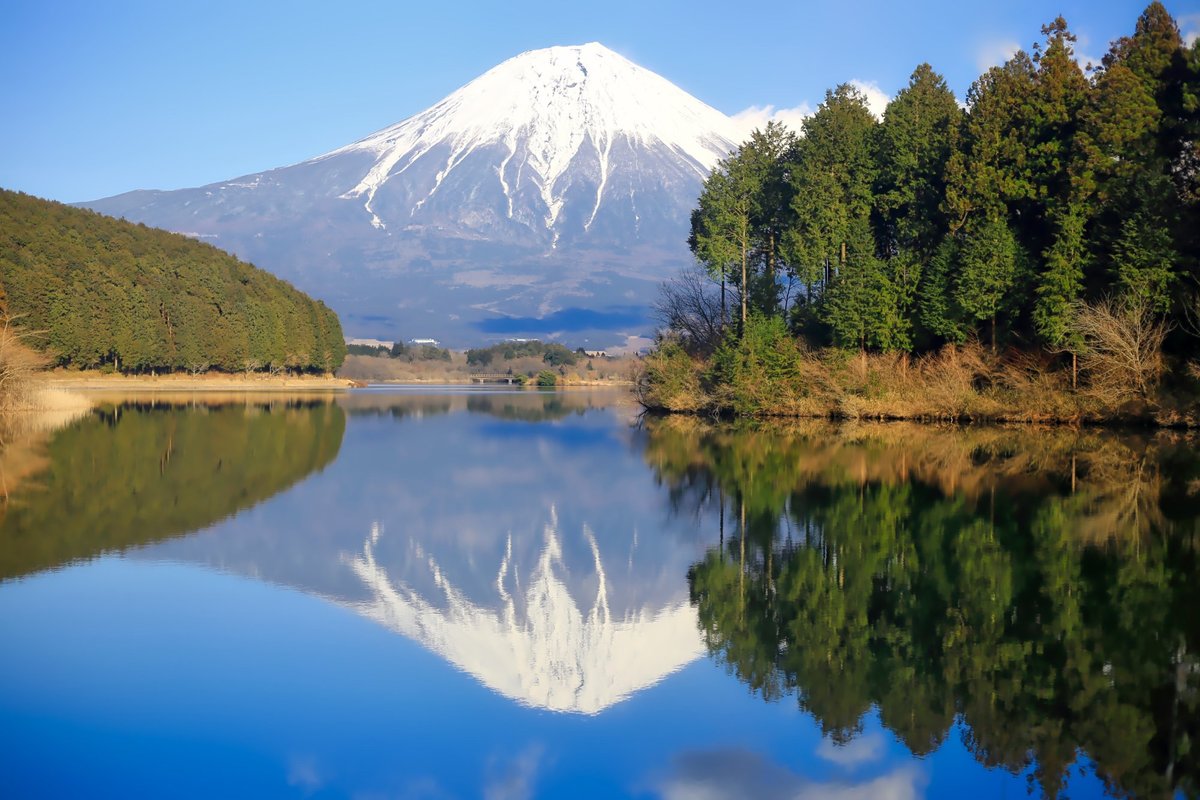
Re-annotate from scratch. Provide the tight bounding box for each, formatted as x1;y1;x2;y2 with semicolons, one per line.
3;0;1198;203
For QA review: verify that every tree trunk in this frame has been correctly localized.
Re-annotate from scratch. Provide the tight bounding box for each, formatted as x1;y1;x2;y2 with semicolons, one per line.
1072;351;1078;390
721;272;726;325
740;240;748;330
767;230;775;314
719;489;725;553
739;497;746;599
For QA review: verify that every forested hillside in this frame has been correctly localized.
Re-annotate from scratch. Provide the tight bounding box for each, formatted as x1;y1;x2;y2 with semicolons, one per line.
647;3;1200;421
0;189;346;373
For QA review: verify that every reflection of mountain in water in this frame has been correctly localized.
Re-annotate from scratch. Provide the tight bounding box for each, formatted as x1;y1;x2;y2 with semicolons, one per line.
348;509;703;714
0;400;346;581
134;392;708;714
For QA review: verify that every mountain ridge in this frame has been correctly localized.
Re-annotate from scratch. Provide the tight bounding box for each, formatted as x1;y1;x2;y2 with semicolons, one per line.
82;43;741;348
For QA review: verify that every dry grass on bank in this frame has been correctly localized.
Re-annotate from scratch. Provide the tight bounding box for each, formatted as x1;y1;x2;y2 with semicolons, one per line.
638;339;1199;426
42;370;356;391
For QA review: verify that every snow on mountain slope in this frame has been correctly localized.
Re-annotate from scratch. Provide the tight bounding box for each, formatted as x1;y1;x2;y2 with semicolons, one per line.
325;42;738;236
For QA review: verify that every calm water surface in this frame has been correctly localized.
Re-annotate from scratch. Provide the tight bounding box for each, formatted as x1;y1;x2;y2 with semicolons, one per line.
1;388;1198;799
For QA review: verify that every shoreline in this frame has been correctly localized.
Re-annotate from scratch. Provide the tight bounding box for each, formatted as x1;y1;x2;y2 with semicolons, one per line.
43;371;358;392
355;378;635;387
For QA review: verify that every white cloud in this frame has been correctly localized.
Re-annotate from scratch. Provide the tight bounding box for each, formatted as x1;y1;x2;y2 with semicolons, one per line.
817;732;886;768
730;82;887;141
730;103;813;143
286;755;324;794
976;39;1020;72
1075;51;1103;72
1072;32;1103;74
1181;14;1200;47
849;79;890;120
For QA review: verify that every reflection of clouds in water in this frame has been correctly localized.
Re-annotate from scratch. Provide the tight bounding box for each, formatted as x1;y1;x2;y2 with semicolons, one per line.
816;732;885;769
653;749;923;800
451;464;543;489
485;744;546;800
286;754;323;794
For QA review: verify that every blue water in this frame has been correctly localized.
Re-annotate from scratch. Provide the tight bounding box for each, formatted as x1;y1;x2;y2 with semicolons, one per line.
0;389;1183;798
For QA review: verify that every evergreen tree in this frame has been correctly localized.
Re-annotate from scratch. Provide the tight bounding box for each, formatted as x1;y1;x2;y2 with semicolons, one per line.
1034;206;1087;382
742;121;798;315
690;157;755;329
944;53;1038;230
786;84;879;338
954;217;1023;351
919;237;969;344
875;63;963;258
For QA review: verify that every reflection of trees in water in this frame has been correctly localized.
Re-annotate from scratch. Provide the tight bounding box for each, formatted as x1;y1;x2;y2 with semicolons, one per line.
340;390;614;423
0;399;345;581
644;417;1200;799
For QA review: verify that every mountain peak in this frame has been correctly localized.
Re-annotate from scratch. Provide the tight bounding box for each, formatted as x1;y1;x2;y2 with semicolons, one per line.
328;42;738;233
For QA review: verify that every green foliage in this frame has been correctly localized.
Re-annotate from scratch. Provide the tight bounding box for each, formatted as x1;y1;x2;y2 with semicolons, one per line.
388;340;452;362
708;314;801;415
0;189;346;373
954;216;1024;348
466;339;577;367
786;84;878;314
1111;209;1177;310
348;343;390;357
535;370;558;387
1035;206;1087;349
919;238;969;343
637;338;705;412
692;121;800;328
875;63;964;258
674;1;1199;388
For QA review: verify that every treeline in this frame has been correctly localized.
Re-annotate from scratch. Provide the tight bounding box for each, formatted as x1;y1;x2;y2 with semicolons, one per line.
466;339;581;367
677;4;1199;370
643;418;1200;798
0;189;346;373
348;340;453;361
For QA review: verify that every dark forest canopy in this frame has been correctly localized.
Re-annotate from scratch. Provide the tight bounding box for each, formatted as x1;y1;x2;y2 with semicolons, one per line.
679;3;1200;362
0;189;346;373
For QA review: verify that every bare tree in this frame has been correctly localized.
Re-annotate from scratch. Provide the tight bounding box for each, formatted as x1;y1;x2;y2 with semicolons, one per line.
1071;296;1171;401
653;264;727;355
0;314;48;412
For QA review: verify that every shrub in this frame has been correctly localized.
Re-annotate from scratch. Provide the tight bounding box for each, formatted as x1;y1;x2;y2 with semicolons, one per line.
635;338;706;412
707;314;802;415
1071;296;1170;402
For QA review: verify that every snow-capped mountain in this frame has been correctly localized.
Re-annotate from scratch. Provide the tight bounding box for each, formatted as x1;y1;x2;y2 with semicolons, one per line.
82;43;742;347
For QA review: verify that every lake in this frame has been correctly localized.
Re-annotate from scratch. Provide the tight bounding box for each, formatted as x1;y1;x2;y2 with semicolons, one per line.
1;388;1197;799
